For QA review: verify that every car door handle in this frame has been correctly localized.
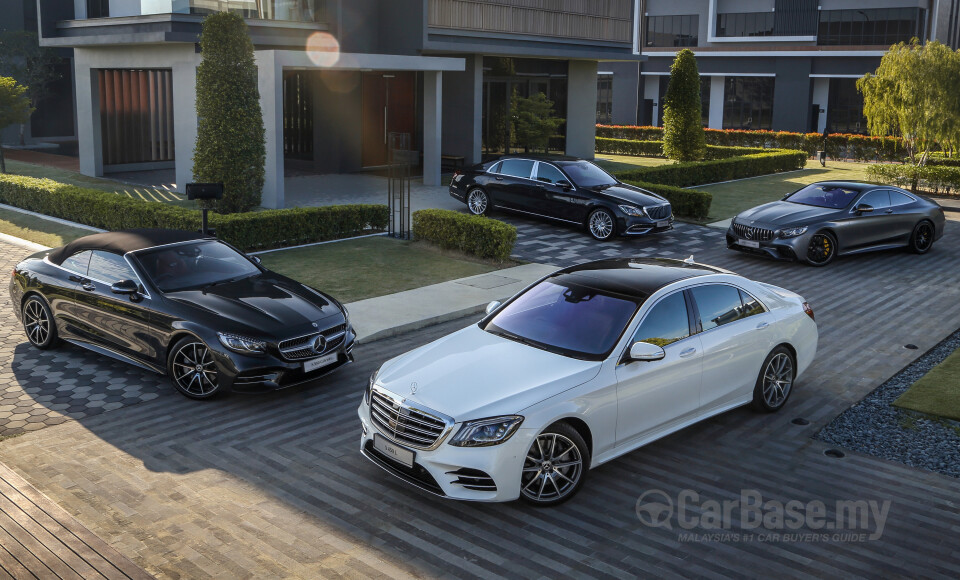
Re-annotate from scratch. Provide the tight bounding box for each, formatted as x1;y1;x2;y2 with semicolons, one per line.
756;322;770;330
885;209;894;214
679;347;697;358
81;280;96;291
495;176;503;181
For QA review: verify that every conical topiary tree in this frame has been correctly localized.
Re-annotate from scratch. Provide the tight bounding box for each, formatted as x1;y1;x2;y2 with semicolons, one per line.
192;12;265;213
662;49;705;162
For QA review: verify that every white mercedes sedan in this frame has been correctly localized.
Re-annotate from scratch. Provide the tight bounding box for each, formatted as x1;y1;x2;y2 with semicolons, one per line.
358;258;818;506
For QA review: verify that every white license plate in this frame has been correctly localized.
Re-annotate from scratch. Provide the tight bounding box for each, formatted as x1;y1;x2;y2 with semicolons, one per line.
657;220;669;228
373;434;415;468
303;352;338;373
738;239;761;249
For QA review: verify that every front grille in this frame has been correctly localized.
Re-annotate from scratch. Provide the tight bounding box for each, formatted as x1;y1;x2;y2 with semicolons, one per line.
370;388;450;449
448;468;497;492
278;323;347;361
645;204;672;220
732;222;775;242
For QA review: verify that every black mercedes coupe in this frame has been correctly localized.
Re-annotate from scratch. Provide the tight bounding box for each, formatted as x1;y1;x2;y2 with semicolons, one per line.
10;229;355;399
449;157;673;240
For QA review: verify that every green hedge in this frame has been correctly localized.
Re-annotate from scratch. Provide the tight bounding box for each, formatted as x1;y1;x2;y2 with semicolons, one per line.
621;181;712;221
615;150;807;189
866;163;960;196
0;174;388;251
412;209;517;262
596;125;909;161
595;137;766;160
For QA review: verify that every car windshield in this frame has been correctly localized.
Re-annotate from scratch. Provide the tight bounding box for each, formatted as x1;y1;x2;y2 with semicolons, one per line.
482;276;642;360
136;240;261;292
785;184;860;209
558;161;617;188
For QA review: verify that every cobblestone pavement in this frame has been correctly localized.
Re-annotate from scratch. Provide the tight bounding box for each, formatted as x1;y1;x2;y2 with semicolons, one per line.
0;216;959;578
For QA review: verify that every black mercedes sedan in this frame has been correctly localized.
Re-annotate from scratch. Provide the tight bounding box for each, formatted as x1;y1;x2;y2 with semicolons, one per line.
726;181;946;266
449;157;673;240
10;229;355;399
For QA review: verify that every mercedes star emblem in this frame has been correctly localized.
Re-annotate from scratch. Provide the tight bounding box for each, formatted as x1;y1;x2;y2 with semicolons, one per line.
313;334;327;353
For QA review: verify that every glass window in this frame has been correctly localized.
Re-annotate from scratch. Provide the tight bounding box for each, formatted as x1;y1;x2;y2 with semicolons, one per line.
818;8;925;45
482;276;643;360
645;14;699;47
88;251;137;284
535;163;568;185
691;285;744;332
633;292;690;348
889;190;915;207
785;184;860;209
739;290;765;318
498;159;535;179
858;190;891;209
722;77;775;130
716;12;773;37
137;240;261;293
557;161;616;187
61;250;92;275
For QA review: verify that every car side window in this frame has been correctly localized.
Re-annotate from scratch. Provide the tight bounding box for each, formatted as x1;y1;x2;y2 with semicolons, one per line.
61;250;92;276
690;285;744;332
499;159;534;179
739;289;765;318
88;251;137;285
632;292;690;348
858;190;890;209
536;163;567;185
889;190;914;207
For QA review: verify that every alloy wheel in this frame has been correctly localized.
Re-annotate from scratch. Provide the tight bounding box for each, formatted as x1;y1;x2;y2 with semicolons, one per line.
23;299;50;346
762;353;793;408
172;341;219;397
520;432;583;503
914;223;933;252
588;210;614;240
467;190;488;215
807;233;834;265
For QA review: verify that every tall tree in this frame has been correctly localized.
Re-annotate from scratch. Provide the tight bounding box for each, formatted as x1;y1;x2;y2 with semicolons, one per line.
510;91;563;153
0;76;34;172
858;40;960;164
662;49;705;162
0;31;61;145
192;12;265;213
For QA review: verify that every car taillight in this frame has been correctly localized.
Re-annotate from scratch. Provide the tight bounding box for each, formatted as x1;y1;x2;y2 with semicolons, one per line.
453;170;462;178
802;302;815;321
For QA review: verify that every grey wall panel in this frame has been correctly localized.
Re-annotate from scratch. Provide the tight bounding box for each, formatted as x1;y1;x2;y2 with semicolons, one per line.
440;54;481;164
771;57;811;132
809;56;883;76
608;61;639;125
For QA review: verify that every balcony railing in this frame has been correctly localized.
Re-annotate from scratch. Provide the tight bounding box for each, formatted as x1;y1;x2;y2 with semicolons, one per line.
86;0;327;23
428;0;633;43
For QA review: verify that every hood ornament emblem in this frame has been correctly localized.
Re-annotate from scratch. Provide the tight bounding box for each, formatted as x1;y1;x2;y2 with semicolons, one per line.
312;322;319;328
410;382;418;394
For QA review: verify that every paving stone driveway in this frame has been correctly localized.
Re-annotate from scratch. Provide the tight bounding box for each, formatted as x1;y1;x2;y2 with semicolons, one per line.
1;216;960;578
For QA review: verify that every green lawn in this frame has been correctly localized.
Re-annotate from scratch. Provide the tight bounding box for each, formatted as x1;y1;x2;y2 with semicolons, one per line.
699;160;877;222
258;236;509;303
0;207;93;247
894;349;960;422
4;159;196;208
594;154;671;174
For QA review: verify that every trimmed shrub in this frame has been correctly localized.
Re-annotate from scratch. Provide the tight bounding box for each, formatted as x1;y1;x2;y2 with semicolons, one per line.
615;150;807;189
620;181;712;221
866;163;960;196
662;49;706;161
595;137;765;160
412;209;517;262
0;174;388;251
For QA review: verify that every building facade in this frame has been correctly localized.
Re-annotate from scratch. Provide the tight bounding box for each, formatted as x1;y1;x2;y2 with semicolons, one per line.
34;0;643;208
607;0;960;134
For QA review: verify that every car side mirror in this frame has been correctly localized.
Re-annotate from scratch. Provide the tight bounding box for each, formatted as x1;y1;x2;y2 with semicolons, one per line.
250;255;262;265
556;180;573;191
855;203;874;214
628;341;666;362
111;279;139;295
485;300;501;315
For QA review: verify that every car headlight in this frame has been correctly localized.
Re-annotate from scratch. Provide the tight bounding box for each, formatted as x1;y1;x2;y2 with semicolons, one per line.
449;415;524;447
217;332;266;354
618;204;645;217
365;367;379;404
778;226;809;238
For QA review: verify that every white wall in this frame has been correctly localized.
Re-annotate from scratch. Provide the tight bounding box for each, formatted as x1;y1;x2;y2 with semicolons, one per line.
108;0;146;17
811;77;830;134
708;76;724;129
643;76;660;126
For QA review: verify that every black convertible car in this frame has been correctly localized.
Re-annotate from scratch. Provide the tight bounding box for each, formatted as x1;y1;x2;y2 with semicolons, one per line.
10;229;355;399
449;157;673;240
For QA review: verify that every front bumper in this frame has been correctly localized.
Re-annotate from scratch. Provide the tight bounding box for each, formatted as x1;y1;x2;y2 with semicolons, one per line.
357;399;533;502
619;215;674;236
213;326;357;393
725;226;809;262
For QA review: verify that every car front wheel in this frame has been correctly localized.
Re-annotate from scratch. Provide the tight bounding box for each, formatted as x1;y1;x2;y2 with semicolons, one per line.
587;208;616;241
752;346;795;413
805;231;836;266
168;337;222;399
22;295;59;350
519;422;589;506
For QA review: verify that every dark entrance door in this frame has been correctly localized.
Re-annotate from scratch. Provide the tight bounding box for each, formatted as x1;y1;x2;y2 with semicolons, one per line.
361;72;416;168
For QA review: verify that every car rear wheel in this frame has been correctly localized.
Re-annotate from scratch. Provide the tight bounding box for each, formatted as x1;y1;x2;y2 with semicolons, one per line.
22;295;59;350
168;337;221;399
466;188;490;216
805;231;836;266
587;208;616;241
519;422;589;506
909;220;935;254
752;347;795;413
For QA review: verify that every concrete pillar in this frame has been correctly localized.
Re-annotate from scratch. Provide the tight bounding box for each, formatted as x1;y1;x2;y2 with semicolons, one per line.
708;76;725;129
565;59;598;159
171;59;197;193
423;70;442;186
441;54;481;166
609;62;639;126
643;75;660;126
470;56;482;164
256;51;285;209
811;77;830;134
74;54;103;178
772;58;812;132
